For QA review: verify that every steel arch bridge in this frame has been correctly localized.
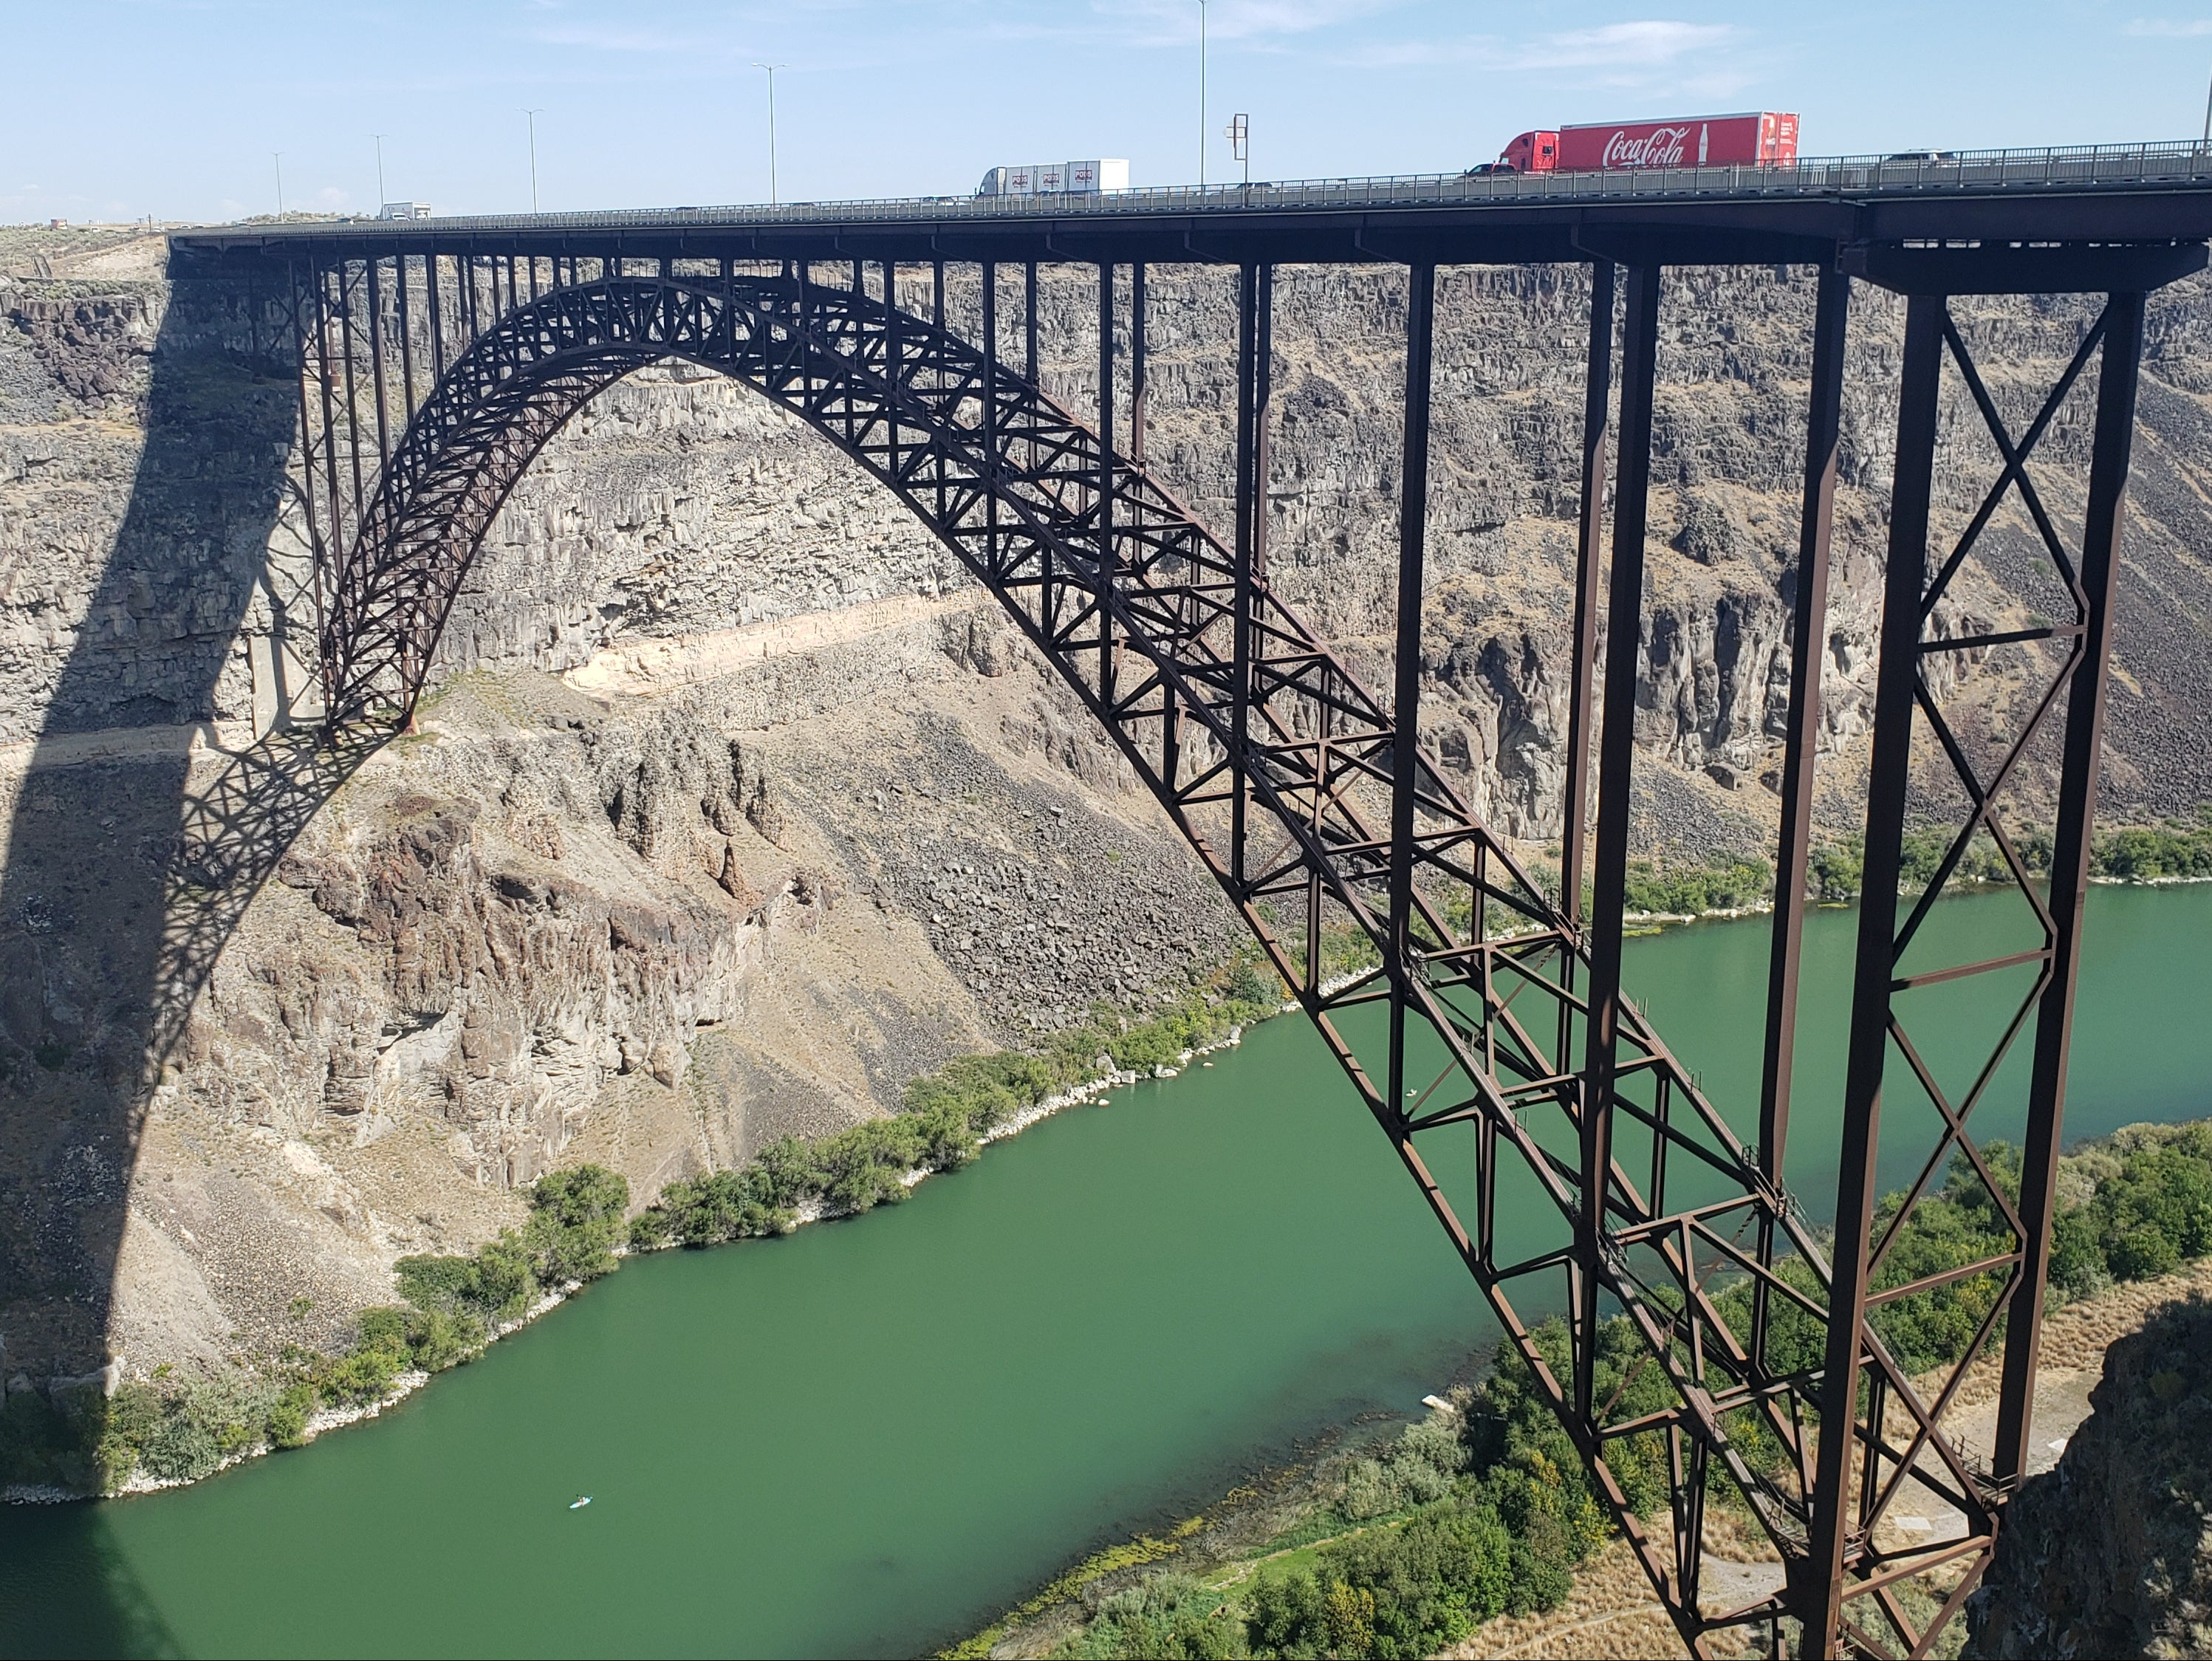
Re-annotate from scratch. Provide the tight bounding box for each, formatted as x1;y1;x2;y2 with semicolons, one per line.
177;151;2212;1657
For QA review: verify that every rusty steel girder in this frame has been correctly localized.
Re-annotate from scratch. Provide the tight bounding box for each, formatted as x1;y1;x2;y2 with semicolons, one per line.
260;239;2187;1657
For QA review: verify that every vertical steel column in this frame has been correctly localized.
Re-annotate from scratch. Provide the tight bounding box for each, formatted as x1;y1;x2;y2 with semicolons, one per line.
396;254;417;418
1230;264;1260;886
427;253;446;380
1578;261;1661;1420
1759;264;1849;1192
528;253;541;302
286;261;332;716
1025;261;1039;383
1560;261;1615;931
462;254;479;343
1388;263;1437;1112
365;257;391;473
1130;262;1148;468
1752;264;1849;1386
1807;291;1947;1654
932;259;945;329
335;261;368;532
1993;290;2147;1484
982;262;999;577
309;258;348;691
1098;262;1117;708
1253;265;1273;586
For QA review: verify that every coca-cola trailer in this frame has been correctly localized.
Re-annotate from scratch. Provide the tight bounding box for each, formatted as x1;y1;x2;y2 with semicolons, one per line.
1493;112;1798;173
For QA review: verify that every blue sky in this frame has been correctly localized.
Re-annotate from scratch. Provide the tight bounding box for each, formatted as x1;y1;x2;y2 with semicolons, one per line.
6;0;2211;223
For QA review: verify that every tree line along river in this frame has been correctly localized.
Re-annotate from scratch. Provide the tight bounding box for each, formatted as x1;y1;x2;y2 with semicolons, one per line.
4;882;2207;1659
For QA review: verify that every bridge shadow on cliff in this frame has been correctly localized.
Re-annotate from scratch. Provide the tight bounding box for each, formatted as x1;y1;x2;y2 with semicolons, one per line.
0;258;374;1417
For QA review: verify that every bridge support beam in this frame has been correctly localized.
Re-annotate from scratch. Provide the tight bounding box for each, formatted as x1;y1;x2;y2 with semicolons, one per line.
1752;264;1849;1384
1994;289;2145;1482
250;238;2193;1660
1387;261;1436;1112
1578;261;1660;1424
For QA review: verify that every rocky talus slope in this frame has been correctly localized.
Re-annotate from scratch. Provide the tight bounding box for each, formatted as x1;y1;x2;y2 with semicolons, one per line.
1967;1295;2212;1659
2;227;2211;1386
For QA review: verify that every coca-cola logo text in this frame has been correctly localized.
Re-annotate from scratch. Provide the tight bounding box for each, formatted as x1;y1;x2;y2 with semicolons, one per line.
1600;126;1691;168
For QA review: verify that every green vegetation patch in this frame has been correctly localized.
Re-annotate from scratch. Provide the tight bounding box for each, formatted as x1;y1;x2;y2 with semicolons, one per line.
634;953;1292;1250
17;1165;634;1495
1809;809;2212;903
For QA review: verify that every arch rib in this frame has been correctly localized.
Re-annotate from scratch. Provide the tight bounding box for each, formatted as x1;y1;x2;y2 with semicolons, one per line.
325;270;1841;1655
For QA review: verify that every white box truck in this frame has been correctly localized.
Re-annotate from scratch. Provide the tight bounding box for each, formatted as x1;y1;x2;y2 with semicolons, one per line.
976;160;1128;197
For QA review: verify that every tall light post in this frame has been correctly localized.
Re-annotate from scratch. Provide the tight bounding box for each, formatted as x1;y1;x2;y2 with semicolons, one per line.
753;64;787;205
273;151;284;218
523;109;544;211
1198;0;1209;187
372;134;388;210
2203;61;2211;145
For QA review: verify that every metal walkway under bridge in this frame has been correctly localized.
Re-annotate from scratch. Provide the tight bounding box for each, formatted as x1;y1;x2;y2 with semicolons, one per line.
177;140;2212;1658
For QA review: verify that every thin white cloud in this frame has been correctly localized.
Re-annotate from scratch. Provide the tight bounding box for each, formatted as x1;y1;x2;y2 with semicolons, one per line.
1508;19;1734;69
530;22;700;53
1363;18;1738;70
2126;16;2212;32
985;0;1396;49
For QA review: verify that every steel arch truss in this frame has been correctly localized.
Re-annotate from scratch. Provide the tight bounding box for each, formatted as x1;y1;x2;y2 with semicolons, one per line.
294;259;1835;1645
270;244;2171;1657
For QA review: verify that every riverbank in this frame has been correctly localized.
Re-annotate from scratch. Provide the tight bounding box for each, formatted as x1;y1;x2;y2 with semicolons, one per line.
15;837;2210;1505
0;945;1304;1502
973;1111;2212;1660
7;882;2209;1658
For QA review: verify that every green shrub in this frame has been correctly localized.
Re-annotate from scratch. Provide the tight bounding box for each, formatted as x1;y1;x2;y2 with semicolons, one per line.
1620;855;1773;916
2109;1222;2180;1281
1802;811;2212;902
1506;1508;1576;1617
525;1165;629;1283
1314;1501;1512;1657
264;1384;312;1449
2049;1207;2110;1299
1468;1318;1661;1527
1064;1573;1238;1660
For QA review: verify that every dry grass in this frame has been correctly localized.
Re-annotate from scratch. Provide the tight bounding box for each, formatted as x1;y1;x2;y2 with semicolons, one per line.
1442;1260;2212;1660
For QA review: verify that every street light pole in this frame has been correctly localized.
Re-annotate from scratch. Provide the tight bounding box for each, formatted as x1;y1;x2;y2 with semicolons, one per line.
1198;0;1208;188
523;109;544;211
273;152;284;218
372;134;388;209
753;64;787;205
2202;61;2211;145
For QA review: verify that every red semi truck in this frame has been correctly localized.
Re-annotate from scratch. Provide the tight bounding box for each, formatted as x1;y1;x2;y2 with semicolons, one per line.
1490;112;1799;173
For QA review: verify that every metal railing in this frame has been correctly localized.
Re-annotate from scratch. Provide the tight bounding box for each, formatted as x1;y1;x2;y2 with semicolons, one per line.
196;139;2212;241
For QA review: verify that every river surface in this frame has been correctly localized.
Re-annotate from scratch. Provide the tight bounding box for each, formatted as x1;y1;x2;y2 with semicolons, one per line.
6;883;2208;1658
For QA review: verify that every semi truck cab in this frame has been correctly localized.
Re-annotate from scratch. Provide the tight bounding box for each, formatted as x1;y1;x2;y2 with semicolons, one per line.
1496;131;1559;173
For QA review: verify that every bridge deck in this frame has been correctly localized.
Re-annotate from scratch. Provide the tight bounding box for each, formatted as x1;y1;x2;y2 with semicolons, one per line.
173;140;2212;273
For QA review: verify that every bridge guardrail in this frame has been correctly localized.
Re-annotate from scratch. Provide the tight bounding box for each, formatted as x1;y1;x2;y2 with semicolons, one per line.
193;140;2212;241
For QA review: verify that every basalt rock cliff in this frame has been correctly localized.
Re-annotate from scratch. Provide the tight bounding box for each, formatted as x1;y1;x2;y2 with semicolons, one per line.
3;225;2211;1385
1967;1295;2212;1659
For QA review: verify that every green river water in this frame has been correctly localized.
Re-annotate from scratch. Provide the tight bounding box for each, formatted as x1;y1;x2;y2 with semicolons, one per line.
4;883;2206;1658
